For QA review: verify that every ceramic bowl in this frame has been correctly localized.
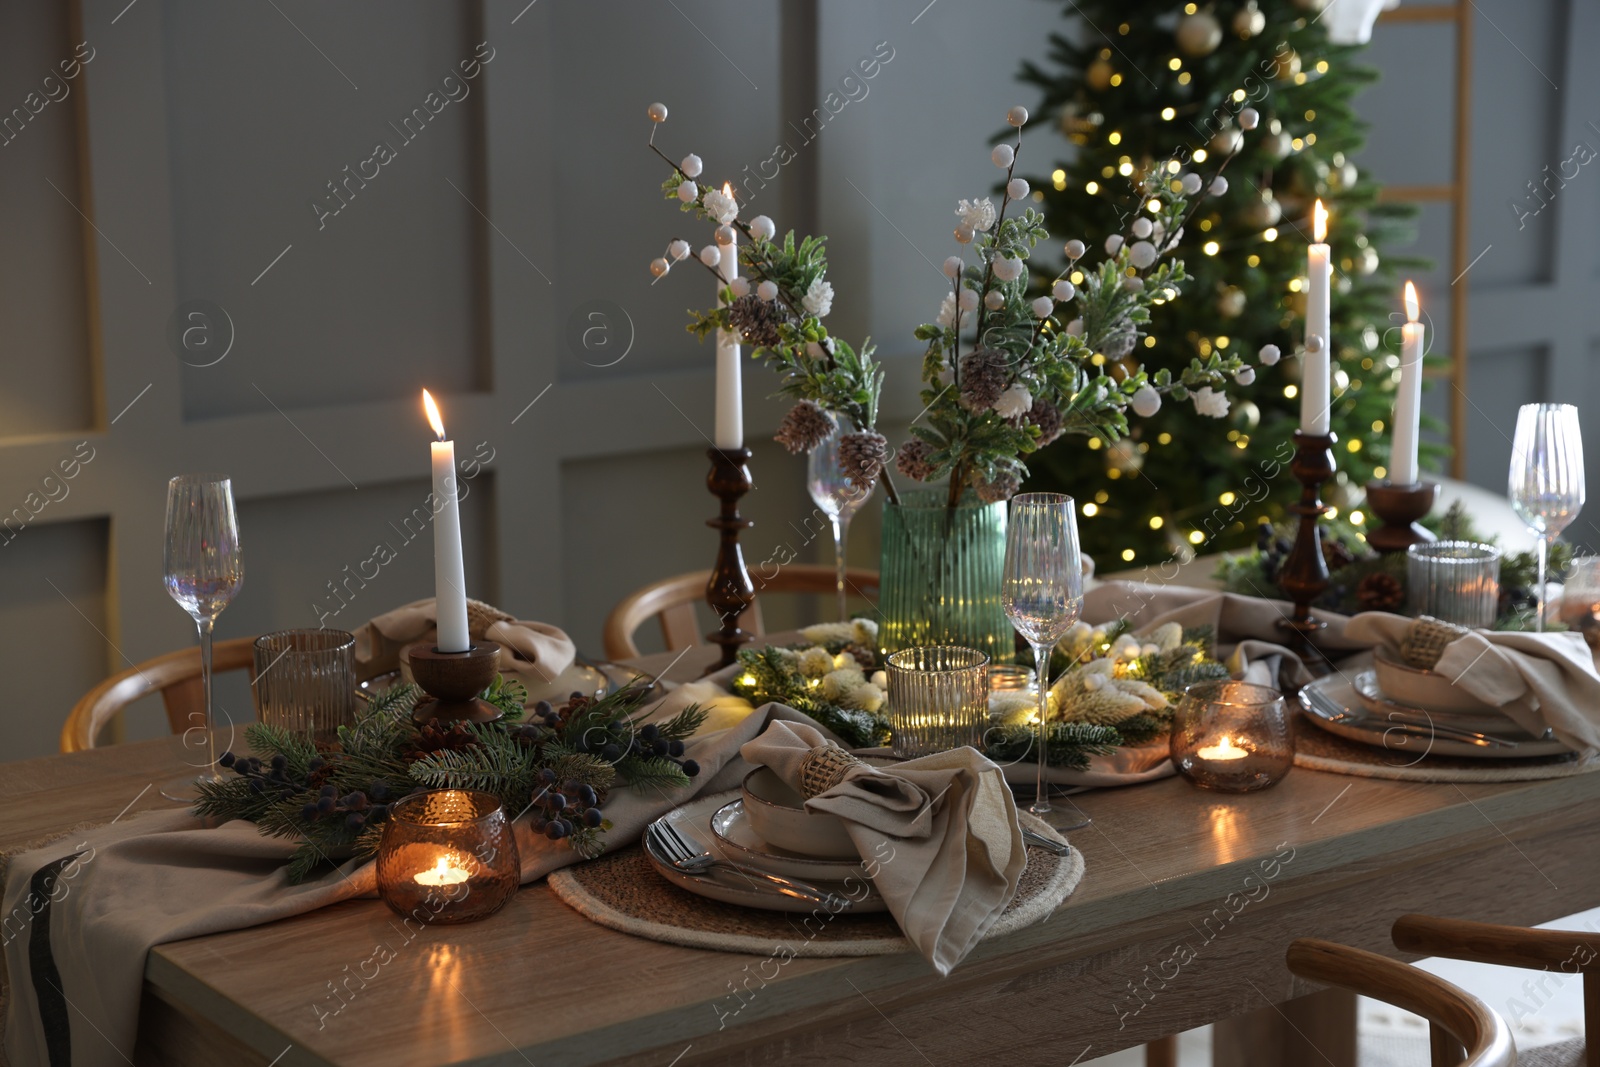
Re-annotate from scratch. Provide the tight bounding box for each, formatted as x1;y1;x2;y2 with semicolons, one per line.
1372;647;1495;715
740;767;857;859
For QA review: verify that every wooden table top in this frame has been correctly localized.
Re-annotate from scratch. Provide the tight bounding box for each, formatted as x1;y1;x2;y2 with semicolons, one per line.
6;641;1600;1067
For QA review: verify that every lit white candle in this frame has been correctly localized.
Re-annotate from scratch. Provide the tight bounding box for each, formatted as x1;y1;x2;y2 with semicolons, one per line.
422;389;471;653
714;183;743;450
1196;736;1250;761
413;855;471;886
1392;281;1425;486
1302;200;1331;435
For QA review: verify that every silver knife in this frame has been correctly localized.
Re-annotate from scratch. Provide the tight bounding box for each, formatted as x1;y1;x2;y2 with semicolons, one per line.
1303;688;1517;749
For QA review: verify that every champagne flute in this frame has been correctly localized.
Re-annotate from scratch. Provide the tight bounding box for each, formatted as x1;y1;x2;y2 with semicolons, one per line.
1002;492;1085;818
161;474;244;799
807;420;870;621
1508;404;1585;632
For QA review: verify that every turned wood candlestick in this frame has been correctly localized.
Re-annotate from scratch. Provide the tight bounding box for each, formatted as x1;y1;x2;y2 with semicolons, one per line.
1276;431;1337;665
1364;479;1438;554
404;641;502;725
705;447;756;671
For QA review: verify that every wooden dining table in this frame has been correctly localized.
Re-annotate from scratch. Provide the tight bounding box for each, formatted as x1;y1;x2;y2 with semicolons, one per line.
5;638;1600;1067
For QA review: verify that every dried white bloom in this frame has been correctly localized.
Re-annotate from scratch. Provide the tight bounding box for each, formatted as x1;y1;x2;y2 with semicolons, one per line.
956;198;997;233
798;647;835;678
701;186;739;224
994;382;1033;419
802;277;834;318
1192;386;1231;418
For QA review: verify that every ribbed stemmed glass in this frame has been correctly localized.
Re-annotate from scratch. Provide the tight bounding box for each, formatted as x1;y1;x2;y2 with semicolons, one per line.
1001;493;1084;817
808;420;870;621
1508;404;1585;632
161;474;244;799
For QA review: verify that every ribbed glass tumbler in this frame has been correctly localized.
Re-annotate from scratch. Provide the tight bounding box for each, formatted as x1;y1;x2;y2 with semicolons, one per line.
884;645;991;758
251;629;357;743
1406;541;1501;629
878;489;1012;664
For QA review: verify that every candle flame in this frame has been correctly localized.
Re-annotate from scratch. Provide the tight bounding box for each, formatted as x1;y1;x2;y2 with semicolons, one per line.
422;389;446;440
1312;200;1328;243
721;181;735;199
1404;280;1419;323
429;857;451;879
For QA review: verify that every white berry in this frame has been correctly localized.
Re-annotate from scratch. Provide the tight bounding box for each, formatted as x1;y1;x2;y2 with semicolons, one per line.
1239;108;1259;131
1007;105;1030;127
1235;366;1257;385
699;245;721;267
1007;177;1030;200
1129;241;1158;269
991;255;1025;282
757;280;779;302
991;143;1015;168
984;290;1005;310
677;181;698;203
715;225;736;246
730;277;750;298
749;215;776;242
1209;176;1229;196
1258;343;1281;365
1064;239;1086;260
1105;234;1125;255
943;255;964;279
649;257;670;277
1181;173;1203;195
1131;217;1153;239
1066;318;1085;337
680;153;703;178
1052;279;1076;302
668;239;690;261
954;224;975;244
647;102;669;123
1131;385;1162;418
1305;334;1325;354
957;287;979;311
1031;296;1054;319
1123;276;1145;292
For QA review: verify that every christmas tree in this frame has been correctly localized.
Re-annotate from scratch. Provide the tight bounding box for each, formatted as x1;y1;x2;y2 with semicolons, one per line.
1018;0;1425;568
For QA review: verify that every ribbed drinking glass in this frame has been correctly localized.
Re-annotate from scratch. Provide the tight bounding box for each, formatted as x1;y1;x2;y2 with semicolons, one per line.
252;629;357;744
1508;404;1585;631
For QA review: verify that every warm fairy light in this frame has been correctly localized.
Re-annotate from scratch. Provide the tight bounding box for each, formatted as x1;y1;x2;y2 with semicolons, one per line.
1148;199;1163;212
1374;465;1388;479
422;389;447;440
1121;548;1136;561
1083;502;1099;517
1192;148;1207;162
738;673;756;687
1168;58;1181;71
1188;530;1205;545
1313;200;1328;243
1203;241;1220;255
1284;384;1299;398
1161;107;1176;120
1404;280;1420;323
1219;491;1236;506
1108;131;1122;145
1149;516;1164;529
1083;183;1099;196
1264;227;1279;241
1350;510;1366;525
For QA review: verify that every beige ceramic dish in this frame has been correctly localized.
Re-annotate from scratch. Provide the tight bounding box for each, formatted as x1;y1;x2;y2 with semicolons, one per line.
1372;647;1496;715
740;766;859;859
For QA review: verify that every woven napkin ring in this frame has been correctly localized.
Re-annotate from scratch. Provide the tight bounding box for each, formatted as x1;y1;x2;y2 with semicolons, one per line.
466;598;516;640
798;744;862;799
1401;615;1468;670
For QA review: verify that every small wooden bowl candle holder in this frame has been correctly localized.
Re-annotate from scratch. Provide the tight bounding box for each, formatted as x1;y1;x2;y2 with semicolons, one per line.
1364;479;1439;554
404;641;502;725
705;447;756;672
1276;431;1337;667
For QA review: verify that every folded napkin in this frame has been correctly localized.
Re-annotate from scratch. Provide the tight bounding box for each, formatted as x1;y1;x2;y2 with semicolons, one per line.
740;721;1026;975
1345;612;1600;756
352;596;576;688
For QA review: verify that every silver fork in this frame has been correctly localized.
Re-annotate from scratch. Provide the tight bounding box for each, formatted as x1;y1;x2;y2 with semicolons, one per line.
647;820;850;910
1304;688;1518;749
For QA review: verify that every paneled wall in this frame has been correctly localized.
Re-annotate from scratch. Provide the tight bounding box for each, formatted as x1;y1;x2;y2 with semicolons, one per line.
0;0;1591;760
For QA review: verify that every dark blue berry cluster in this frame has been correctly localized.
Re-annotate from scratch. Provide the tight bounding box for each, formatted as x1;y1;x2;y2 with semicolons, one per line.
529;768;607;840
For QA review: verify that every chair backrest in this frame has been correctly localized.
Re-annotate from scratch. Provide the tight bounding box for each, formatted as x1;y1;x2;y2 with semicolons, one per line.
62;637;259;752
603;564;880;661
1287;938;1516;1067
1395;913;1600;1066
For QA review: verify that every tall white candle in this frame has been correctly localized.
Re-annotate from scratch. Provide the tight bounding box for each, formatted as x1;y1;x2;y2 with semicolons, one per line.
1302;199;1331;435
1392;281;1425;486
714;183;743;450
422;389;470;653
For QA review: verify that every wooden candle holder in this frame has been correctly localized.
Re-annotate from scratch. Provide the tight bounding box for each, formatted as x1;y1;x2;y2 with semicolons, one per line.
1364;479;1438;554
1276;431;1337;666
404;641;502;725
705;447;756;671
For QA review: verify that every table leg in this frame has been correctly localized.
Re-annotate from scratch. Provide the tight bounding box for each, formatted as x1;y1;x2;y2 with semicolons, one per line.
1211;988;1357;1067
1145;1034;1179;1067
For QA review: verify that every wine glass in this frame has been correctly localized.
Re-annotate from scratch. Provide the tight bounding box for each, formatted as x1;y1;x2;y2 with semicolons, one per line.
808;420;870;621
1508;404;1585;632
162;474;244;799
1001;492;1085;818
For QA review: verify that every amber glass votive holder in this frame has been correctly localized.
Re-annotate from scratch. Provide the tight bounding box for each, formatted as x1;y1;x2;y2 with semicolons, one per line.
376;790;519;924
1170;680;1294;793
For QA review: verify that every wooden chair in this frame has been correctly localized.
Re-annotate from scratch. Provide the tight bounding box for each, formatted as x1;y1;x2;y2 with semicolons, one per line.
603;564;879;660
62;637;259;752
1286;937;1516;1067
1396;913;1599;1067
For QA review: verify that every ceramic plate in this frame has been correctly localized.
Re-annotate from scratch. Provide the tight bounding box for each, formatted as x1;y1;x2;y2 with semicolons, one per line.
1350;670;1538;737
711;800;880;885
1299;674;1571;760
644;791;887;914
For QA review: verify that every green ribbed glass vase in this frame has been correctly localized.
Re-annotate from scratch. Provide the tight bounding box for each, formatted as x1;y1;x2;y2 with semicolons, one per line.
878;489;1013;664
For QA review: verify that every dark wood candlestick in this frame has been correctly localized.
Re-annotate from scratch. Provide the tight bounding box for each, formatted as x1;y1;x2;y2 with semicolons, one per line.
1276;431;1337;664
705;447;755;671
1364;479;1438;554
403;641;502;725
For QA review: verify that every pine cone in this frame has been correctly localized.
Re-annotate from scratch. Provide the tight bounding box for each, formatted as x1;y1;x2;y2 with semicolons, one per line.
894;439;939;481
401;720;479;762
975;468;1021;504
1026;398;1064;446
1356;572;1404;612
959;348;1008;412
726;293;792;349
1100;321;1137;359
838;430;889;490
1322;539;1357;571
773;400;835;455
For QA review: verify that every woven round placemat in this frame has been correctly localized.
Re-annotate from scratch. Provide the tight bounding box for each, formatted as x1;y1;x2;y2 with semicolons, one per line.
1293;715;1596;783
548;814;1084;957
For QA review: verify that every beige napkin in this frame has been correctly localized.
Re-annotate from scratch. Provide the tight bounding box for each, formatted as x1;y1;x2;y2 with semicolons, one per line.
351;596;577;688
740;720;1026;975
1344;612;1600;755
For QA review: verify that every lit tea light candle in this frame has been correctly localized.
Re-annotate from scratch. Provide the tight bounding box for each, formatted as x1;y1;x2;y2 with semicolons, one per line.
1196;736;1250;761
413;855;472;887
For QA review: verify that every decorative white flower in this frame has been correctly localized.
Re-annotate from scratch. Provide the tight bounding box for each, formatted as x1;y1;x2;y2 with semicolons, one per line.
798;646;835;678
956;198;997;233
1192;386;1231;419
1129;241;1158;270
800;622;854;645
701;186;738;224
1258;343;1281;365
1234;366;1257;386
749;215;776;242
936;293;958;328
994;382;1033;419
802;277;834;318
680;153;703;178
1052;279;1076;302
1031;295;1055;319
840;683;885;714
990;255;1024;282
677;181;698;203
1131;384;1162;418
851;618;879;647
821;668;866;702
757;280;779;303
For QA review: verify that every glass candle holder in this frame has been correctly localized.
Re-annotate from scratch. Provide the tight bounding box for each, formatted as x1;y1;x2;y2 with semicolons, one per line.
252;629;357;744
1170;680;1293;793
376;790;520;925
1407;541;1501;629
885;645;990;758
1558;555;1600;626
987;664;1035;693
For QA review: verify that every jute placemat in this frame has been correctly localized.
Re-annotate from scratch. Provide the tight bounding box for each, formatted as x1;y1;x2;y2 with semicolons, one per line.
1293;715;1597;783
548;813;1083;957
